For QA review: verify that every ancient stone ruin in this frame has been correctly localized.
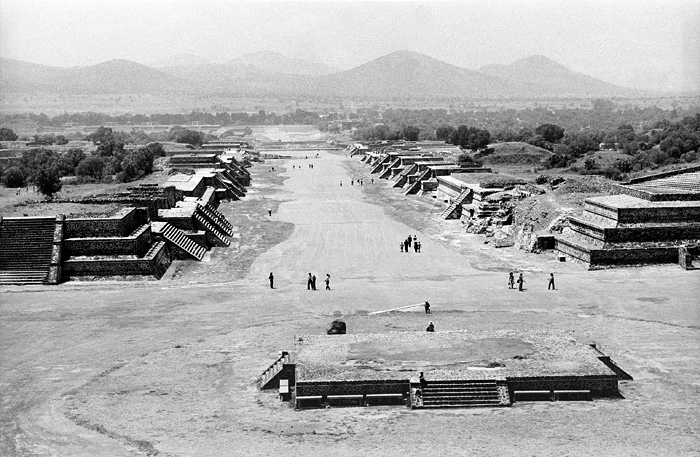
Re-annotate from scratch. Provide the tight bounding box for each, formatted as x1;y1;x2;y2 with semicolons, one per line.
552;166;700;269
0;154;251;285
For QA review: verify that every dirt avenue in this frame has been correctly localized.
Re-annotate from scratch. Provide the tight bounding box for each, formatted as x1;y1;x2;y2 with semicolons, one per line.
1;150;699;457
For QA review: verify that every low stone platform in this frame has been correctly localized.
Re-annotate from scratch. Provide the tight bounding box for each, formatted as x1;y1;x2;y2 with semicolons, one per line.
292;330;621;407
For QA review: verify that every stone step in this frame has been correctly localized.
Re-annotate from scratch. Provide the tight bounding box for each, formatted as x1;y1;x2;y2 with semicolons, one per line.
423;389;499;395
420;400;502;408
0;270;47;285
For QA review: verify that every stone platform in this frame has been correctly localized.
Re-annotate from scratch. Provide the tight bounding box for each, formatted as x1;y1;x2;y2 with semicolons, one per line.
291;330;621;407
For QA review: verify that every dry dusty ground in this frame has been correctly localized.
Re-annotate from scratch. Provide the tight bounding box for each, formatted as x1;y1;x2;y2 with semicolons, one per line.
1;151;699;457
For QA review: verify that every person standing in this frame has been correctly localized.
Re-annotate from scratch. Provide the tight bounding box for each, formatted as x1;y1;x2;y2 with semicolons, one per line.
508;272;515;289
417;242;421;253
312;275;317;291
517;273;525;291
325;274;331;290
268;272;274;289
407;235;412;248
268;208;272;217
404;239;409;253
400;242;404;253
424;301;431;314
548;273;555;290
307;273;313;290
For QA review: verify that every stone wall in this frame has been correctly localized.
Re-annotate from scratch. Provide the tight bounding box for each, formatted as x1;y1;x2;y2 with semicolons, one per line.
64;225;152;257
295;380;409;397
625;165;700;184
507;375;618;398
617;206;700;224
63;241;171;279
589;246;679;266
64;208;147;238
612;185;697;202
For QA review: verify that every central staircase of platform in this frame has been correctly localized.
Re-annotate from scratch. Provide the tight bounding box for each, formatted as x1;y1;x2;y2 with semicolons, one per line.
0;217;56;285
413;380;505;409
154;222;206;260
441;188;472;219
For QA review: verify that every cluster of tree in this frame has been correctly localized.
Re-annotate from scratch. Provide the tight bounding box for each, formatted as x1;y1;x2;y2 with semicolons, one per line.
1;135;166;196
0;127;18;141
0;108;325;129
351;125;421;142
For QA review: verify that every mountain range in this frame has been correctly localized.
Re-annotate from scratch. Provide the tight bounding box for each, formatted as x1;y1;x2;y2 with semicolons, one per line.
0;50;640;99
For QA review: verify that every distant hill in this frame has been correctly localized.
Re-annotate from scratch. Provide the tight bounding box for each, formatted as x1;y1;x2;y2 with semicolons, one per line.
312;50;532;98
0;58;189;93
478;55;637;97
150;53;213;68
0;51;640;100
227;51;340;76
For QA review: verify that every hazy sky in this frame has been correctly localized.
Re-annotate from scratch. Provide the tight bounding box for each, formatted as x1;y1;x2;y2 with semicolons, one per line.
1;0;698;92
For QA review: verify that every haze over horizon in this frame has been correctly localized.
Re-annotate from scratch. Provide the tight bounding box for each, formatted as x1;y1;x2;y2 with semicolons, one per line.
1;0;699;93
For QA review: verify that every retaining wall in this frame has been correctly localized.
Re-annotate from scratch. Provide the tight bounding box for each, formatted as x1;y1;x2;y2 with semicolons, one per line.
62;241;171;279
295;380;409;397
506;375;618;399
64;208;147;238
63;225;152;257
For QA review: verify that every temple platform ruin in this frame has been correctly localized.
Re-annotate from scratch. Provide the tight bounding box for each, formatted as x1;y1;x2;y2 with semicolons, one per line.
261;329;629;410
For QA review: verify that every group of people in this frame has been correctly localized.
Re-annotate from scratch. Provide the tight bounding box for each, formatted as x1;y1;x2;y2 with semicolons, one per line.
400;235;421;253
340;178;373;186
267;272;331;290
508;272;555;291
308;273;331;290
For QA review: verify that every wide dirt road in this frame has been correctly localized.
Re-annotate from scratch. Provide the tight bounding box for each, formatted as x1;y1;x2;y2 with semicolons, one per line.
1;151;699;456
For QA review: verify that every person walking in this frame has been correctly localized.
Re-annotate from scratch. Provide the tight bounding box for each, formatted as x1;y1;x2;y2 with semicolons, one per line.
400;242;404;253
548;273;555;290
325;274;331;290
424;301;431;314
417;241;421;253
312;275;317;291
404;239;409;253
307;273;313;290
508;272;515;289
517;273;525;291
268;272;274;289
407;235;412;248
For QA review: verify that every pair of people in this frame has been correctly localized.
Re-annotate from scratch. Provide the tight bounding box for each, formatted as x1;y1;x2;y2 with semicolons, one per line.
507;272;525;291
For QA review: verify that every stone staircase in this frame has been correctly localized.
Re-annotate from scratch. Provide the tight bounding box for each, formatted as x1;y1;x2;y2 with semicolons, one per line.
414;380;503;409
156;223;206;260
194;213;230;246
441;188;472;219
260;351;291;389
0;217;55;285
378;159;400;179
404;169;432;195
198;204;233;236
